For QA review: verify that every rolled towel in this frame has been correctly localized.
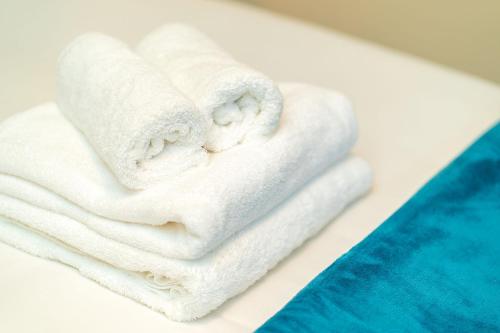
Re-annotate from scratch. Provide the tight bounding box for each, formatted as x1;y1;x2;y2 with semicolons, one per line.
57;33;208;189
0;157;373;321
137;23;283;152
0;83;357;259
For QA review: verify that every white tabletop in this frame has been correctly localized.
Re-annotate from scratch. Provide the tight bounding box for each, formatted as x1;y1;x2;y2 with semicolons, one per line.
1;0;499;332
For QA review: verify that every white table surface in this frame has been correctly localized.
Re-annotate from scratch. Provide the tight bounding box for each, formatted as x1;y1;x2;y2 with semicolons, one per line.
0;0;499;332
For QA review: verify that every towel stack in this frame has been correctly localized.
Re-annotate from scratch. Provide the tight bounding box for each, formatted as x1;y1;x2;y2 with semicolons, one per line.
0;24;372;321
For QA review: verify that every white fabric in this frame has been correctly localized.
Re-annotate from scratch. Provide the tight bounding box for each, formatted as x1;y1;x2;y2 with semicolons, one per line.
0;83;357;260
57;32;208;190
0;157;372;321
137;24;283;152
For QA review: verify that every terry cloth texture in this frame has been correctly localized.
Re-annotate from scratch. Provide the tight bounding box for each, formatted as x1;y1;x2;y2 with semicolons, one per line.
0;157;372;321
57;32;208;189
0;83;357;260
137;23;283;152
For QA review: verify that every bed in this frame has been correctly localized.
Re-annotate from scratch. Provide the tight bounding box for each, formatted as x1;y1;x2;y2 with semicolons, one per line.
0;0;499;331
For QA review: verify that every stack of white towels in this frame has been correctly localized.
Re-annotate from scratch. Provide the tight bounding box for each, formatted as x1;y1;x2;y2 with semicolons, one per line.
0;24;372;321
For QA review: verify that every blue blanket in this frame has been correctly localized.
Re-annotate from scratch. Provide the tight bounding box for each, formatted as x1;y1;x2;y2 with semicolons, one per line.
257;122;500;333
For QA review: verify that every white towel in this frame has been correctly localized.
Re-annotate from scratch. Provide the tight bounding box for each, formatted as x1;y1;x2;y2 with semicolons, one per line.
57;32;208;190
137;24;283;152
0;83;357;259
0;156;372;321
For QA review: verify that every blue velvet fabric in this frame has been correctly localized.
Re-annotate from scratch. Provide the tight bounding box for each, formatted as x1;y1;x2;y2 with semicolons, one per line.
257;123;500;333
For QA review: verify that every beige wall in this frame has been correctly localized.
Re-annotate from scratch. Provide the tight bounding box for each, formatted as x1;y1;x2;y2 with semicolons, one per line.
240;0;500;84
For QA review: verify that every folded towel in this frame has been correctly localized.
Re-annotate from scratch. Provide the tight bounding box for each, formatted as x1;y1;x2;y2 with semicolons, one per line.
57;32;208;189
137;24;283;152
0;83;357;259
0;156;372;321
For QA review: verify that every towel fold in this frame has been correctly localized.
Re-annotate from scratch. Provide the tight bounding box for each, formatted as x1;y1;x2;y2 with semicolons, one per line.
0;156;372;321
137;24;283;152
0;83;357;259
57;32;208;190
0;22;373;323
